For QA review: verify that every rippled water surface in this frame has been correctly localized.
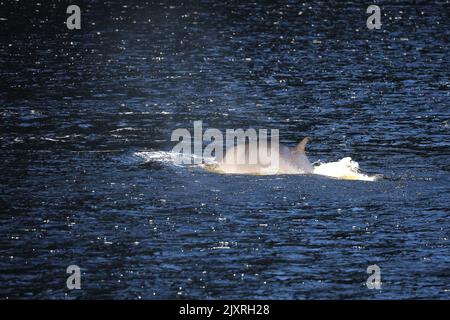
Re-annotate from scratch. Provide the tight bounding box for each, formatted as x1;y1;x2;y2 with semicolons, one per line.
0;1;449;299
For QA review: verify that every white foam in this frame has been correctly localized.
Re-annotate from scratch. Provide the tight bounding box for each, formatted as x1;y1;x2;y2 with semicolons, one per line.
313;157;379;181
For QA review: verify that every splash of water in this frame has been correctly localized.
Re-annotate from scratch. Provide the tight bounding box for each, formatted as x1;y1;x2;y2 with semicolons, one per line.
313;157;379;181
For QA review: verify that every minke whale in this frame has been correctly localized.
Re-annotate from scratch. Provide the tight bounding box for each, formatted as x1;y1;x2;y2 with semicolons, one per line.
209;137;313;175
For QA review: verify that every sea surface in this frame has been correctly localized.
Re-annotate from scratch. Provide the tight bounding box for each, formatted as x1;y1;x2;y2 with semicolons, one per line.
0;0;449;299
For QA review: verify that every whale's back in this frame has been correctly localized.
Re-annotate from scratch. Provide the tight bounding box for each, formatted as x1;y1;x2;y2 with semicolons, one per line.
214;141;313;175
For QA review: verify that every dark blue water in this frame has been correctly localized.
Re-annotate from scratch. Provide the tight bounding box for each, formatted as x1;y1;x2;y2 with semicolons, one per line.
0;1;449;299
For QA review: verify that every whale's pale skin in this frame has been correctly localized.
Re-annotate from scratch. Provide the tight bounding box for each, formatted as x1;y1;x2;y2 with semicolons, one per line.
211;137;313;175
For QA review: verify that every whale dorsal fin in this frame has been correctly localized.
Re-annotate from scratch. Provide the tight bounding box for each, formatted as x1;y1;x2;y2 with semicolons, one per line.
295;137;310;153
